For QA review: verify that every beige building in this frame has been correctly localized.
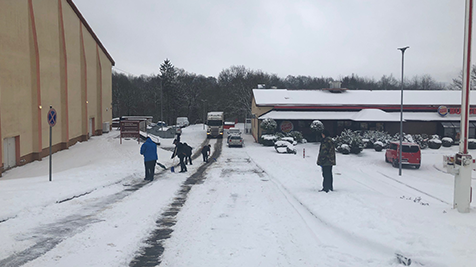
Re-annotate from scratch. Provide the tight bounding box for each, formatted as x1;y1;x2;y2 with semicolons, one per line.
0;0;115;176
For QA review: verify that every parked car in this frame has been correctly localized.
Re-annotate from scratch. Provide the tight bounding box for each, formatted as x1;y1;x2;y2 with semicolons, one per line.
155;121;167;128
228;135;244;147
385;142;421;169
227;127;241;136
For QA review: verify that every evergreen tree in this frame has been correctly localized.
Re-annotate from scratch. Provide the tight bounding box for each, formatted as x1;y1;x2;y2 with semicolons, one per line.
159;59;177;124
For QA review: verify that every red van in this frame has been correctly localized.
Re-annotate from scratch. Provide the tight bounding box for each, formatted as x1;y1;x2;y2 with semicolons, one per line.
385;142;421;169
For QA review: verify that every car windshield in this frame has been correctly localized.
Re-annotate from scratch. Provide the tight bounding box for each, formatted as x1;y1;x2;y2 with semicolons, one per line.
208;120;223;126
230;136;241;140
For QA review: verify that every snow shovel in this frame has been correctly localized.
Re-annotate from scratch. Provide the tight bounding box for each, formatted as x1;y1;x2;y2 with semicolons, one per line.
156;162;167;170
171;158;175;173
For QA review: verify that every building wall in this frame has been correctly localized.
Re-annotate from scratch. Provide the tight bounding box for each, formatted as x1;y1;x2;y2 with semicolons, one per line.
250;97;273;141
0;0;114;175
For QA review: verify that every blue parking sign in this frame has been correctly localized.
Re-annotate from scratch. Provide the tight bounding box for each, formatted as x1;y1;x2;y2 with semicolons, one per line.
47;108;57;127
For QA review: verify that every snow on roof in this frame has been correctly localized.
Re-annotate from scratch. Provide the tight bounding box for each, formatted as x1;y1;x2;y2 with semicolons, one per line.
403;112;476;121
260;111;354;121
352;109;401;121
260;110;401;122
252;89;474;106
259;110;476;122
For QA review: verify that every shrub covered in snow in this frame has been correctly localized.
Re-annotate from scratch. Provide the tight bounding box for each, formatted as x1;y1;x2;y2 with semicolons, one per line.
260;134;278;146
274;141;297;154
338;144;350;154
310;120;324;133
373;141;384;152
441;137;453;147
412;134;429;149
287;131;304;143
429;138;442;149
280;136;297;145
361;130;392;149
259;131;303;146
335;129;363;154
362;138;372;149
260;118;277;133
275;132;285;139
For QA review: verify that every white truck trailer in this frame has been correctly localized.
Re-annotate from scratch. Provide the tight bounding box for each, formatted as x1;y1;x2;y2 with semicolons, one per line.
206;111;224;138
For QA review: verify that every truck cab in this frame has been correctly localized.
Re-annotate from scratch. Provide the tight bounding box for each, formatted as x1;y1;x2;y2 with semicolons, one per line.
207;112;224;138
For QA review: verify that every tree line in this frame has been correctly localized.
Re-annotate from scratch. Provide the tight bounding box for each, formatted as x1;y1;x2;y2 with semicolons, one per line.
112;59;472;125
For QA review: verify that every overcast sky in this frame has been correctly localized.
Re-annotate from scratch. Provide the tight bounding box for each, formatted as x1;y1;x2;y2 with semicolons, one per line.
73;0;469;84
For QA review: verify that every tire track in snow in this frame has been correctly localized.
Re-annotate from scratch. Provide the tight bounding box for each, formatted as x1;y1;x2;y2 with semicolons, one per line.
248;158;409;264
0;137;216;266
0;178;149;267
129;138;223;267
376;171;450;205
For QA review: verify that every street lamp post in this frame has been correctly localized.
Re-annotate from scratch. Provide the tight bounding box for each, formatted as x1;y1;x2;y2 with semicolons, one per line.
160;79;164;129
202;100;207;130
398;46;409;176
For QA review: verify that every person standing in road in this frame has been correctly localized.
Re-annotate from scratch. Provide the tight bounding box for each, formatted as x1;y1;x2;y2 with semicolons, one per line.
201;144;211;163
183;142;193;165
317;130;336;193
140;137;158;181
172;139;187;173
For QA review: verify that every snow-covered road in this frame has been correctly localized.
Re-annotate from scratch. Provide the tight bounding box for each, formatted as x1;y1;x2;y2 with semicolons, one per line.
1;124;475;266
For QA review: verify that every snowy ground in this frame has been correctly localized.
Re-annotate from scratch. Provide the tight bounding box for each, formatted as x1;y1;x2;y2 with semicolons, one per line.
1;124;475;267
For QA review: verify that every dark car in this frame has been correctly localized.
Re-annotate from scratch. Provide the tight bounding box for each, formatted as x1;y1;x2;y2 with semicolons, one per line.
385;142;421;169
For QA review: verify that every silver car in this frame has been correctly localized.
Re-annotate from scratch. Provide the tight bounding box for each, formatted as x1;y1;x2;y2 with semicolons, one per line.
228;135;244;147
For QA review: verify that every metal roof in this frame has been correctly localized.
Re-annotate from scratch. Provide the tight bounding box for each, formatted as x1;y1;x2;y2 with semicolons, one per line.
253;89;475;107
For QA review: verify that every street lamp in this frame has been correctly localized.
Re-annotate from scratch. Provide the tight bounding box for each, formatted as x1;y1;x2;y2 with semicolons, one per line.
397;46;409;176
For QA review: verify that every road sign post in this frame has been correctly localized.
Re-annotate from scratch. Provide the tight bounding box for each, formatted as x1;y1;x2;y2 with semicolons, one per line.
120;121;140;144
47;106;57;182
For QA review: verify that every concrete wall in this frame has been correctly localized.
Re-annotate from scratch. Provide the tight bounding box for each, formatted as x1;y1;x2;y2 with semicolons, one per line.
0;0;114;175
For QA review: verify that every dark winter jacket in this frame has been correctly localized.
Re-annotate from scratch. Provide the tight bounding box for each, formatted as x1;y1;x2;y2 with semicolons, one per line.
201;145;210;155
171;142;187;159
184;143;192;156
140;137;158;162
317;136;336;166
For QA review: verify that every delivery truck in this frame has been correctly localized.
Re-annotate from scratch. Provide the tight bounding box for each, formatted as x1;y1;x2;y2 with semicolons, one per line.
206;111;224;138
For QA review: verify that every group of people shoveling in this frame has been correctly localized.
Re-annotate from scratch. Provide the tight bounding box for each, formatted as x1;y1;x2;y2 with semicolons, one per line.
140;134;212;181
141;128;336;193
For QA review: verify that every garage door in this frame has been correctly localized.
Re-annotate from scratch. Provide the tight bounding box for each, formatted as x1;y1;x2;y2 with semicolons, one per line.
3;137;16;169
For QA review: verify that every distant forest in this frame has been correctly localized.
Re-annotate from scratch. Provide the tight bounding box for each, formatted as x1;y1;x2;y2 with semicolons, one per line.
112;59;475;125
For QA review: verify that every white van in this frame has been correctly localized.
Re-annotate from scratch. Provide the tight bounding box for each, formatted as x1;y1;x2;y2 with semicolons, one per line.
176;117;189;128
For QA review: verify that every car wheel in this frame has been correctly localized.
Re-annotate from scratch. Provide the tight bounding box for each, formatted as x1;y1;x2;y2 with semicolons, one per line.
392;160;398;168
415;164;420;169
